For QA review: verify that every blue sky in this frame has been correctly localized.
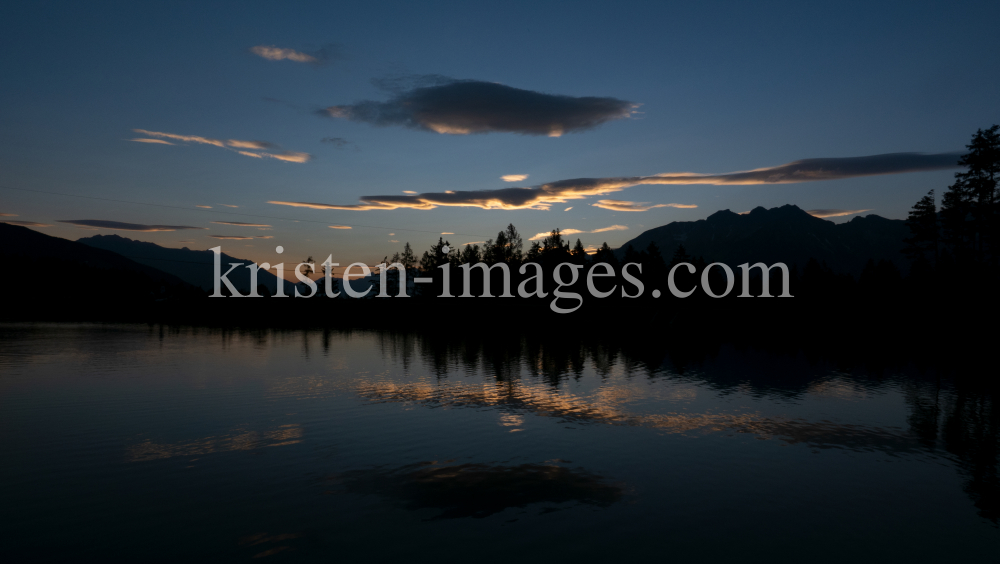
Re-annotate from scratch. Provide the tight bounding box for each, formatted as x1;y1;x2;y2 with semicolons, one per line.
2;0;997;271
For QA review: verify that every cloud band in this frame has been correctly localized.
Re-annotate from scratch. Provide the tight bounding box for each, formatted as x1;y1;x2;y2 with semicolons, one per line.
269;152;961;212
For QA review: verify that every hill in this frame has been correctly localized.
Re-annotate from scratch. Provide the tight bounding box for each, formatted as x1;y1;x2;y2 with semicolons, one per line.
77;234;293;295
0;223;198;311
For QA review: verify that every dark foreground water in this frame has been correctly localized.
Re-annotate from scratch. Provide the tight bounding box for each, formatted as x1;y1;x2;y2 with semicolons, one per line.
0;323;997;562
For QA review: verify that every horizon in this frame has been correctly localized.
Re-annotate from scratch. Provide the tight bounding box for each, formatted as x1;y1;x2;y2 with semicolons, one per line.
22;202;894;281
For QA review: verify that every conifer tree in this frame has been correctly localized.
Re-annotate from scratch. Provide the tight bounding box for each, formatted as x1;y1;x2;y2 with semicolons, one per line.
903;190;938;264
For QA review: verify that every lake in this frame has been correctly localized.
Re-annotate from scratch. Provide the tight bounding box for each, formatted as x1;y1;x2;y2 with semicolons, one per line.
0;323;996;562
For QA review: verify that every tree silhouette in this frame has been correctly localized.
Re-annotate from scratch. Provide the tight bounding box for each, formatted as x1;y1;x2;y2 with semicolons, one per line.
941;125;999;263
903;190;938;265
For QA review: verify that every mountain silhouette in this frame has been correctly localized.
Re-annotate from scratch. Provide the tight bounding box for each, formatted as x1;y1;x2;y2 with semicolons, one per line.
0;223;197;311
77;234;290;295
615;205;908;276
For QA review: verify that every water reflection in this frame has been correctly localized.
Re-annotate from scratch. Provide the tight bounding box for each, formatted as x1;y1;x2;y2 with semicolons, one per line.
331;461;623;519
0;322;997;562
363;329;1000;523
128;424;303;462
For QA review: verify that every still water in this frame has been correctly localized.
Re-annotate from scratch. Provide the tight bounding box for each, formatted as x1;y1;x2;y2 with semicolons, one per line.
0;323;996;562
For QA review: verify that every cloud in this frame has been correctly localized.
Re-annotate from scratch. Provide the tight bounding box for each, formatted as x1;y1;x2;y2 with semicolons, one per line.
591;199;698;212
249;45;317;63
57;220;206;232
328;225;352;229
320;77;636;136
266;151;311;163
133;129;311;163
3;220;50;227
250;44;340;65
320;137;355;150
564;207;573;212
502;174;529;182
462;241;485;246
210;235;255;240
239;150;311;163
0;213;17;217
226;140;274;150
256;235;274;239
220;204;239;208
130;138;174;145
196;205;212;209
807;209;873;218
529;225;628;241
591;224;628;233
441;232;454;235
133;129;227;148
269;152;962;212
211;221;272;227
403;191;417;194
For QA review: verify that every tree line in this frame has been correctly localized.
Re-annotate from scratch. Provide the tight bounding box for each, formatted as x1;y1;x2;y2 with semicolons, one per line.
343;124;1000;303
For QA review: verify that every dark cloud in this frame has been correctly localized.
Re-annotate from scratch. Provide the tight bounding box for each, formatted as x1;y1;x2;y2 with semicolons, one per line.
58;220;206;232
270;152;963;212
209;235;254;240
211;221;272;227
320;136;356;150
320;77;637;136
591;200;697;212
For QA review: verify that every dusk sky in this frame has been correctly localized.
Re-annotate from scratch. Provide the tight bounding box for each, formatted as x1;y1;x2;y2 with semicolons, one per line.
2;0;998;273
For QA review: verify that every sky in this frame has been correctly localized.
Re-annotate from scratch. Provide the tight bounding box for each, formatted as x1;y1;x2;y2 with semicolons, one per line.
2;0;998;275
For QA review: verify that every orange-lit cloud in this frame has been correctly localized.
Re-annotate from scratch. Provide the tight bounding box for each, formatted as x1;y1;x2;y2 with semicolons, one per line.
130;138;174;145
591;199;698;212
226;140;273;150
270;152;961;212
133;129;311;163
196;205;212;208
212;221;272;227
0;213;18;217
133;129;226;147
529;225;628;241
807;209;873;218
57;219;206;232
591;224;628;233
502;174;529;182
210;235;254;240
328;225;352;229
266;151;311;163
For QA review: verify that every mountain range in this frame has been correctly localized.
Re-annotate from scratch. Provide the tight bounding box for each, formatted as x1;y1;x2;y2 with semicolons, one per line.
78;234;292;295
615;205;909;276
